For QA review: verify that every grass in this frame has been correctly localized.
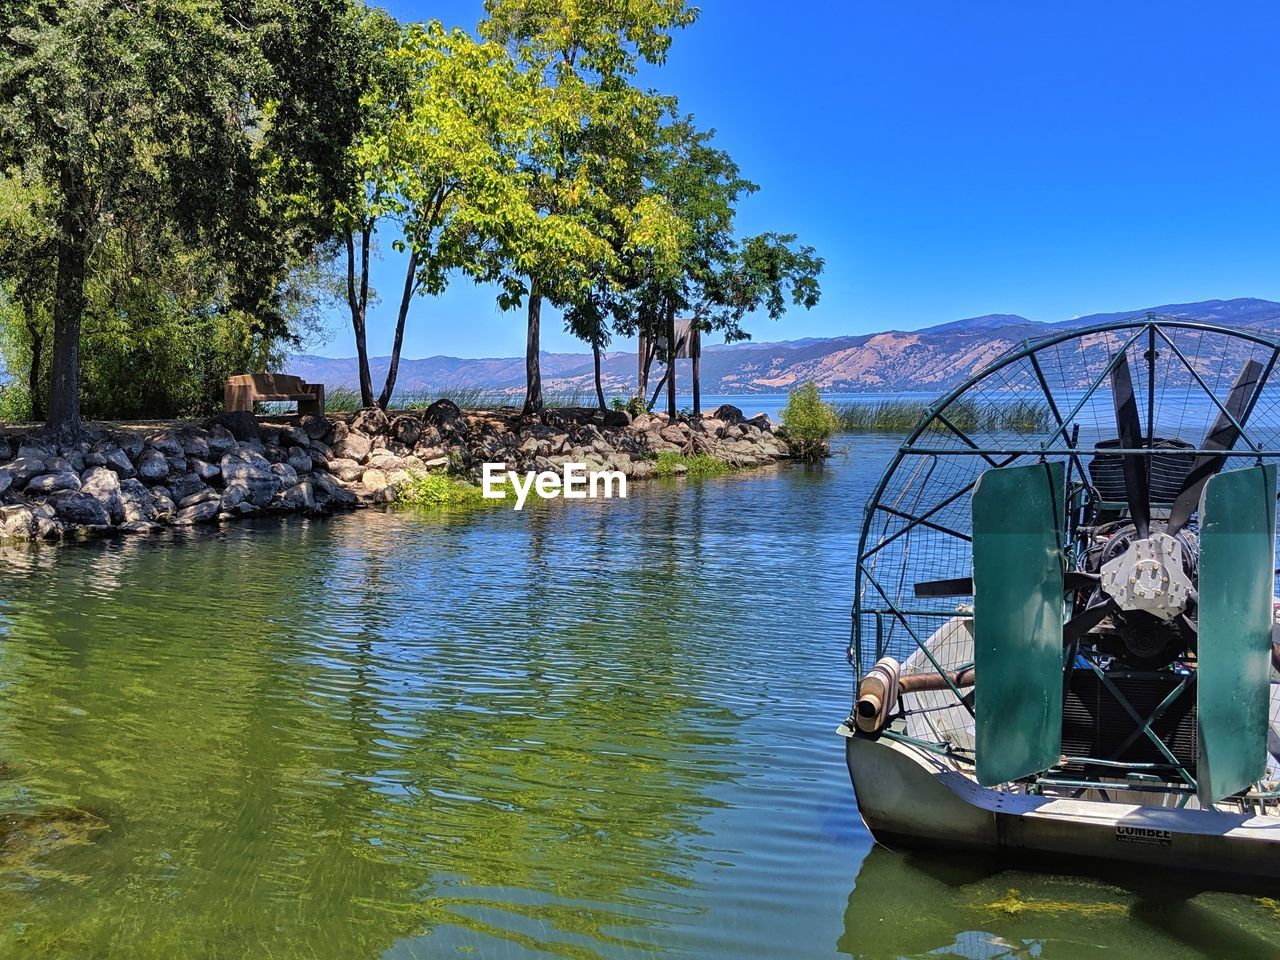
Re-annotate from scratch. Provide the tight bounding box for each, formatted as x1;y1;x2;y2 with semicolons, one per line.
652;452;734;479
395;472;493;508
832;397;1052;433
321;383;595;414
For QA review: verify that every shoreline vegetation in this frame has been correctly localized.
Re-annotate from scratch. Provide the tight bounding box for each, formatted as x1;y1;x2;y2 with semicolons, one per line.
832;397;1052;433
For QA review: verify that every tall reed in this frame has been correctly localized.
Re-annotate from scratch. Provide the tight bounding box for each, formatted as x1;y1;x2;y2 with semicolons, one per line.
832;397;1051;433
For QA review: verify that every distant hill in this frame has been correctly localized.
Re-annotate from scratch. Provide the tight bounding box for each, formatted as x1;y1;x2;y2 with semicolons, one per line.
289;298;1280;397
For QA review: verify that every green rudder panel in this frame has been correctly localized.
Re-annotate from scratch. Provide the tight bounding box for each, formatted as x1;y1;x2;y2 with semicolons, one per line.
972;461;1065;787
1196;463;1277;806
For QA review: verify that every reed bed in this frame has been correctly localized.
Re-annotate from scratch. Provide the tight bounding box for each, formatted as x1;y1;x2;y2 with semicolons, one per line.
316;383;594;414
832;397;1052;433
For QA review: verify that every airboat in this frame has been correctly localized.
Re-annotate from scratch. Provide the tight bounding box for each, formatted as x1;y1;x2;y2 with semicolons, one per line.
840;316;1280;887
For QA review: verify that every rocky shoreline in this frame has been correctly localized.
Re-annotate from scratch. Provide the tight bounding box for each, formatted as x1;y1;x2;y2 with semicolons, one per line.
0;402;792;543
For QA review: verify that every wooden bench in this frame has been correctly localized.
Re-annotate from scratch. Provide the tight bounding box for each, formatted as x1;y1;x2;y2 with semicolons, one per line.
224;374;325;416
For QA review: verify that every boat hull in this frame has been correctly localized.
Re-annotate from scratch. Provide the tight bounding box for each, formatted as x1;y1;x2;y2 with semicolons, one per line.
844;732;1280;885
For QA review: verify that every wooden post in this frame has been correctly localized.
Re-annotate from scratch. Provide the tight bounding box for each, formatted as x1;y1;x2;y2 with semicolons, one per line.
691;324;701;416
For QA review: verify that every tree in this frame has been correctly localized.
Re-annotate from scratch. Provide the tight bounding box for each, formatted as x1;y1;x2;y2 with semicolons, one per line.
479;0;697;415
340;20;536;411
0;0;378;433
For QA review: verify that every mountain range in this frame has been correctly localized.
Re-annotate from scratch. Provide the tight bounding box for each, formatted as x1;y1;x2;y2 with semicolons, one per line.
288;298;1280;397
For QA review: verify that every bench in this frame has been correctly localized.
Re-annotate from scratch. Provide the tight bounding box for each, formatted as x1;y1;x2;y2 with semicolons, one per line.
224;374;325;416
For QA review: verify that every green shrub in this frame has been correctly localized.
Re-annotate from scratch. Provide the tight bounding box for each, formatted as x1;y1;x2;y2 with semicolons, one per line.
780;380;838;460
396;472;491;508
652;452;733;479
0;381;32;423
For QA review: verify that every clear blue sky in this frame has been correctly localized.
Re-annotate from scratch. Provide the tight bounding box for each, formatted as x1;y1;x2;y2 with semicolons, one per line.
313;1;1280;359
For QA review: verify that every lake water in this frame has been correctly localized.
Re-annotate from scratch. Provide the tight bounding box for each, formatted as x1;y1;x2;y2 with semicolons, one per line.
0;435;1277;959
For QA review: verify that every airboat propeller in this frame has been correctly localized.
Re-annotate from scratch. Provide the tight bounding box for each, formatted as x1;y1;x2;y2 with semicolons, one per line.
843;316;1280;887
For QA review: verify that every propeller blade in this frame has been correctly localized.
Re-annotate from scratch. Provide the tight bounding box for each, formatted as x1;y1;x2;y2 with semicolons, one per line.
1062;601;1115;645
1167;359;1265;535
913;577;973;598
1110;353;1151;538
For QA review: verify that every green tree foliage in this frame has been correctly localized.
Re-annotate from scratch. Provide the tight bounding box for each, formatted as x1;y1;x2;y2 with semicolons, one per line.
479;0;697;415
780;379;839;461
0;0;377;429
341;20;537;410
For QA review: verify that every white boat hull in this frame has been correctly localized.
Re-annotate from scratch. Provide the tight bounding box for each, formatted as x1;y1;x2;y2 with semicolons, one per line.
843;731;1280;885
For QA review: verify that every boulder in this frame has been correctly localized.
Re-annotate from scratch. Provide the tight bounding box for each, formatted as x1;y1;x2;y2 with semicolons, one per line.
220;452;279;505
711;403;745;425
118;434;145;458
137;448;169;482
147;432;184;458
101;446;136;478
1;457;46;486
286;448;313;475
220;483;250;510
311;472;357;507
390;415;423;447
327;458;365;483
120;520;163;534
333;432;372;463
206;410;261;441
182;434;211;460
603;409;631;428
747;413;772;430
0;505;34;540
80;467;125;524
0;471;9;497
191;458;221;482
423;398;462;427
52;492;110;527
361;468;390;493
298;414;332;442
352;406;389;436
150;491;177;520
206;424;239;458
278;481;316;511
119;478;157;523
277;423;310;447
174;499;220;525
269;462;298;486
25;471;81;495
167;472;207;503
179;488;221;509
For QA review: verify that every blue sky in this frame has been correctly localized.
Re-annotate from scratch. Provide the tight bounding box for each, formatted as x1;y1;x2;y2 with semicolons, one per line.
313;1;1280;359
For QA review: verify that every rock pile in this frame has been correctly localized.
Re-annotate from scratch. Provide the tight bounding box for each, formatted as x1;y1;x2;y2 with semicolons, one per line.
0;402;791;542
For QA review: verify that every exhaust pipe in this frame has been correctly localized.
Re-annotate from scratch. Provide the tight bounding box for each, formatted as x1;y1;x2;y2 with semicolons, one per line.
855;657;976;734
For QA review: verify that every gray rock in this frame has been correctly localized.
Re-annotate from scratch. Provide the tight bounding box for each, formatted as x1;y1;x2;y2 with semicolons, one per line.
270;462;298;486
311;472;357;507
178;488;221;509
137;448;169;482
0;505;34;540
310;439;334;461
0;471;10;497
25;471;81;495
2;457;46;486
220;453;279;505
361;468;390;492
298;414;331;441
35;517;62;539
206;425;238;458
80;467;125;524
220;483;249;510
167;472;207;503
286;448;313;474
328;458;364;482
352;407;389;436
334;432;372;463
44;455;76;474
148;432;183;457
174;499;220;525
279;423;310;447
424;398;462;426
165;455;189;474
712;403;745;425
390;415;423;446
206;410;260;441
182;434;210;459
16;442;53;461
150;492;177;520
278;480;316;511
52;492;110;526
101;446;136;478
120;520;163;534
119;434;145;458
192;458;221;482
119;478;157;523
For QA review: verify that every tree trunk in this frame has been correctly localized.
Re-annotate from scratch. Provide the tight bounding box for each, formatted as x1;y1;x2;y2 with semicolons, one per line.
522;278;543;415
646;366;668;412
691;324;701;416
636;331;647;401
47;171;88;436
26;317;45;423
345;225;375;408
593;339;606;411
665;303;677;419
378;250;418;410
